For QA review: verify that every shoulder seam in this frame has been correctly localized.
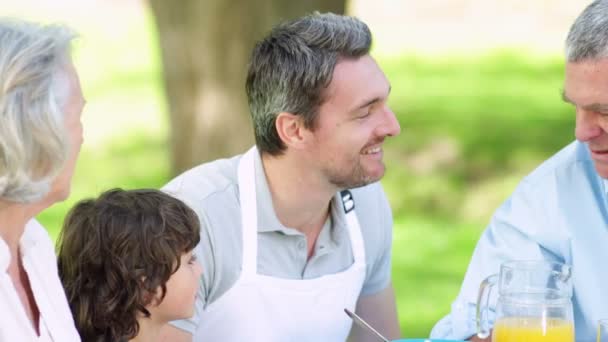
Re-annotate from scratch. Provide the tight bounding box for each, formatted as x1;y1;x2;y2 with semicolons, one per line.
198;182;238;203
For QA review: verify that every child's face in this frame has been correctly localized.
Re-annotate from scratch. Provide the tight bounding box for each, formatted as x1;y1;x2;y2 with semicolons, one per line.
149;250;203;322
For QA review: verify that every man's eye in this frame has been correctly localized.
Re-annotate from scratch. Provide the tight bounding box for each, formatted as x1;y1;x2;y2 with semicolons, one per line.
358;111;371;119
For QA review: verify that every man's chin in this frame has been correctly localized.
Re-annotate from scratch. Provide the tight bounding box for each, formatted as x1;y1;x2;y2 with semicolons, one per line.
367;165;386;181
352;170;384;189
331;174;382;190
328;163;386;189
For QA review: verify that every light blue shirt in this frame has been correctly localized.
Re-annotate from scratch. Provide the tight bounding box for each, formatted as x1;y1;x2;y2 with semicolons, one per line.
430;140;608;342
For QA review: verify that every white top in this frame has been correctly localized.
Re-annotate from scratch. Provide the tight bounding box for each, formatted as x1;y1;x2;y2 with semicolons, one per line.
0;219;80;341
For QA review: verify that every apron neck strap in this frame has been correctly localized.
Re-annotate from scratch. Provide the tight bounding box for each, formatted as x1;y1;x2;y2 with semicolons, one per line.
339;190;366;263
238;147;259;276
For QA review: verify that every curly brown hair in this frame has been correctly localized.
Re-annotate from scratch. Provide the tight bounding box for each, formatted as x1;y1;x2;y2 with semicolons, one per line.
56;188;200;342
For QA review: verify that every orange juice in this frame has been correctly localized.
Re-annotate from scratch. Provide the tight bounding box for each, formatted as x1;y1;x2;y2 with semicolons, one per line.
492;317;574;342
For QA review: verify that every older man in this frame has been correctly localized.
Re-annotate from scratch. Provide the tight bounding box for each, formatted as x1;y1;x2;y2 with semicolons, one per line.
432;1;608;341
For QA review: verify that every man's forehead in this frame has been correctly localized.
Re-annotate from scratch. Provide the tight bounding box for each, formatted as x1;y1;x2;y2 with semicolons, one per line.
324;56;388;101
563;59;608;104
565;58;608;75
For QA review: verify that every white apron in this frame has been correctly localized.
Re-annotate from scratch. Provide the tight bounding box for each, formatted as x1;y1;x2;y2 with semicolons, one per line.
194;146;367;341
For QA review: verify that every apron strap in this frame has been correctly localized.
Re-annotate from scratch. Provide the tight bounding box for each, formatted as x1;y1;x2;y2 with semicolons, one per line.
340;190;366;264
237;146;259;276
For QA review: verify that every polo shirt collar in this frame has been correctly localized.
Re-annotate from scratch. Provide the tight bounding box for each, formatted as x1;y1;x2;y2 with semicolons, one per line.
329;192;349;244
252;150;348;239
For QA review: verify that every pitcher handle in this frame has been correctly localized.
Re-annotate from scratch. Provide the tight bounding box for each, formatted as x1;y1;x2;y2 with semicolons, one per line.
476;274;498;339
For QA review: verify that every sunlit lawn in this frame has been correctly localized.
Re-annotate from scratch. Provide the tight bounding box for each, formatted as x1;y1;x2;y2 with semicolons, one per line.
381;52;573;337
24;5;576;339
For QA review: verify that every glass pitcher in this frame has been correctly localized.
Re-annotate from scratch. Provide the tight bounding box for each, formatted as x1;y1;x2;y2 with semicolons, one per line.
476;260;574;342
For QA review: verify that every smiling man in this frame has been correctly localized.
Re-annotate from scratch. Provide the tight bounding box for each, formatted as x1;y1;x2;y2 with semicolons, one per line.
431;1;608;341
160;12;401;342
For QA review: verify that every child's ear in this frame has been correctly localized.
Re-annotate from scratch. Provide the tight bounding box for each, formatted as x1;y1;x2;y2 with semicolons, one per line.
140;288;163;318
140;277;163;309
143;291;158;306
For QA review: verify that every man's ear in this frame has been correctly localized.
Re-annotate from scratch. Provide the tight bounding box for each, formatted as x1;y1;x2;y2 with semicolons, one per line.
275;112;310;150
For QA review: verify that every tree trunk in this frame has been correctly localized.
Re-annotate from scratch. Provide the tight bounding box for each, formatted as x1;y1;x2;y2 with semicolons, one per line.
149;0;345;176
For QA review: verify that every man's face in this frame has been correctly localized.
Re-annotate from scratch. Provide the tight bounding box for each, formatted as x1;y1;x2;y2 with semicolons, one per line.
308;55;401;189
565;58;608;178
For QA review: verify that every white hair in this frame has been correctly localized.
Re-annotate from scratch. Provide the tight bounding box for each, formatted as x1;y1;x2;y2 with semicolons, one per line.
0;18;76;203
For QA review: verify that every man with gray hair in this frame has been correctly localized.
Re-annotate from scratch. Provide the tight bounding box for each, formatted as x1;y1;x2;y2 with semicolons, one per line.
161;12;401;342
431;1;608;341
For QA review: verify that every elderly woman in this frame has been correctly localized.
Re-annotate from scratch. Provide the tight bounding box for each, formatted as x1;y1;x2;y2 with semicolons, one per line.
0;19;84;341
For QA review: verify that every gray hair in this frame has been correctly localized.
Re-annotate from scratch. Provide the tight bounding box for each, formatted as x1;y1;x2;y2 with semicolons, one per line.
0;19;76;203
246;12;372;155
565;0;608;62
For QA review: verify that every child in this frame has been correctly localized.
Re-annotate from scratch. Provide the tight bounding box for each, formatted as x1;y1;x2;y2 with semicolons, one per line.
56;188;202;342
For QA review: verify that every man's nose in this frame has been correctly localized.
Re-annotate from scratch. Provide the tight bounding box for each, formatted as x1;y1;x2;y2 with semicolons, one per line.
378;105;401;137
575;108;603;142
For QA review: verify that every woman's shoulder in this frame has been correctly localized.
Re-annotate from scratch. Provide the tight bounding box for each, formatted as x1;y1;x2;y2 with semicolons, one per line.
21;219;59;273
22;219;54;252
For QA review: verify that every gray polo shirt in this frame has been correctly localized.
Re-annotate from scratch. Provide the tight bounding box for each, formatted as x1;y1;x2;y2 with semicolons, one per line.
163;149;394;334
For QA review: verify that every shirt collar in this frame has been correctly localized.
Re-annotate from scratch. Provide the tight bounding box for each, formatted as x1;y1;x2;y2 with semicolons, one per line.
20;219;42;253
0;219;42;272
603;178;608;195
329;193;349;243
252;150;348;237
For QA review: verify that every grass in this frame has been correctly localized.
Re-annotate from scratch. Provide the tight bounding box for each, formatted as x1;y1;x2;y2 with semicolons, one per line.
391;217;481;337
382;52;573;227
380;52;573;337
16;5;576;338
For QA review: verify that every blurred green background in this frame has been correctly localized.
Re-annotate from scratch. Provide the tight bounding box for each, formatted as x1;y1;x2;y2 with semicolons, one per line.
5;0;587;338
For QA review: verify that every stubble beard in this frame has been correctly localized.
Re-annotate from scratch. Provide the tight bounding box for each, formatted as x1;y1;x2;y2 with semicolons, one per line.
325;158;384;190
